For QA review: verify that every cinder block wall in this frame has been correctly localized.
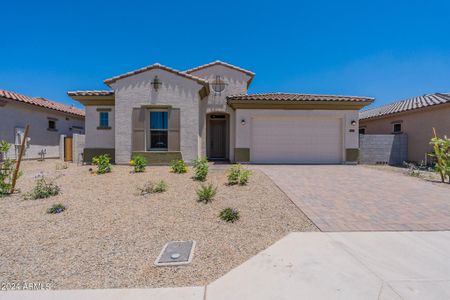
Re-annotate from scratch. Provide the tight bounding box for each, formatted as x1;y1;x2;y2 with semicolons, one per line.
359;134;408;165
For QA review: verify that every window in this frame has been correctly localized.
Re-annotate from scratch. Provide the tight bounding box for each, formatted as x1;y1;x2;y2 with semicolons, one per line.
393;123;402;133
359;128;366;134
48;120;56;130
149;111;168;150
99;112;109;128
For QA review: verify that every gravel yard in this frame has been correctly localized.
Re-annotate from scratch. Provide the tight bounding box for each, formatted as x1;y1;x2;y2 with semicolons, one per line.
0;160;317;290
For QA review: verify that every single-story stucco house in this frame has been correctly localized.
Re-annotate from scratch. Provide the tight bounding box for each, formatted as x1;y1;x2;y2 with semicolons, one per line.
0;89;85;160
359;93;450;163
68;61;373;165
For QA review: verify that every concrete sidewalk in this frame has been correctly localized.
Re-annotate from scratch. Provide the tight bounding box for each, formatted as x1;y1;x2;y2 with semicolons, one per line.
2;231;450;299
208;231;450;299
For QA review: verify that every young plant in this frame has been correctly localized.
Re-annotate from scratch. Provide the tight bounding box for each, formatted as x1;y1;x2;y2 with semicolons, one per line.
129;155;147;173
47;203;66;214
92;154;112;174
196;183;217;203
137;180;168;195
227;164;252;185
0;140;20;197
25;175;60;200
152;180;168;193
220;208;240;223
193;157;209;181
429;129;450;183
170;159;187;174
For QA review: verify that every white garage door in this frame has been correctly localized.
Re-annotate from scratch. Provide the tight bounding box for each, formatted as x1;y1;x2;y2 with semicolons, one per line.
251;116;343;163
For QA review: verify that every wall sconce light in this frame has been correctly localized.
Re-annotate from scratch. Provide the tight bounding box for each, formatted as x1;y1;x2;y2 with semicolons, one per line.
241;119;246;126
350;120;357;126
151;76;162;92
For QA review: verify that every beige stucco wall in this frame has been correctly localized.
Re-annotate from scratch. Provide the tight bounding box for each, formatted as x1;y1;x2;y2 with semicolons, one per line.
359;103;450;163
235;109;360;162
0;100;84;159
85;106;115;148
190;64;251;161
111;68;204;164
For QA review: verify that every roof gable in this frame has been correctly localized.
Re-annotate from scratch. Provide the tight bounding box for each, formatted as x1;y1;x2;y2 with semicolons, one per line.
185;60;255;77
104;63;209;87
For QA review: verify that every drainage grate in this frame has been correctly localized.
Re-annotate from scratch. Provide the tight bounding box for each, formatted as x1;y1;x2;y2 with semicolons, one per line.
154;240;196;266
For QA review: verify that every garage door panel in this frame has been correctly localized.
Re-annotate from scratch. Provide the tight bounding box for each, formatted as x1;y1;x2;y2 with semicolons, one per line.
251;117;342;163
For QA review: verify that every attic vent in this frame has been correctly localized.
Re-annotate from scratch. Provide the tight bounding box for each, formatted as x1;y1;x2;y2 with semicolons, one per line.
211;76;227;93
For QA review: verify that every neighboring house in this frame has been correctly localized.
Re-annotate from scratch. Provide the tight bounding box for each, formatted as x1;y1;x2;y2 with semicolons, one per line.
0;89;85;160
68;61;373;165
359;93;450;163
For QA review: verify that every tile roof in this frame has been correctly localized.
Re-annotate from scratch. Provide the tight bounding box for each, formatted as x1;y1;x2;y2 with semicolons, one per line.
0;89;85;117
104;63;209;86
67;90;114;97
227;93;374;103
359;93;450;120
185;60;255;77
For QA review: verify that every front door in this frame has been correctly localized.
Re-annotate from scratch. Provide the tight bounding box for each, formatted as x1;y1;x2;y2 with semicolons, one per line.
209;119;226;159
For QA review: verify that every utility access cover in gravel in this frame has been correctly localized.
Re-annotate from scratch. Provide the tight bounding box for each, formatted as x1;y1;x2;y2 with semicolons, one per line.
154;240;196;266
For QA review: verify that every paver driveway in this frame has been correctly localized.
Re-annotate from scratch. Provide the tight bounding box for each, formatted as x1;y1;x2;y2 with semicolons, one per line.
258;165;450;231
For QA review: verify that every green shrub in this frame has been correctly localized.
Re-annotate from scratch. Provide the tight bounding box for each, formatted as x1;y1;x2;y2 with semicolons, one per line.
220;207;240;223
170;159;187;174
227;164;251;185
25;176;60;200
0;140;18;197
92;154;112;174
196;183;217;203
130;155;147;173
137;180;168;195
193;157;209;181
47;203;66;214
429;131;450;183
153;180;168;193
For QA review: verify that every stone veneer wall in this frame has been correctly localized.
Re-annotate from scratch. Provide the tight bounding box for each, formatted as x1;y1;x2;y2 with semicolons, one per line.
359;134;408;165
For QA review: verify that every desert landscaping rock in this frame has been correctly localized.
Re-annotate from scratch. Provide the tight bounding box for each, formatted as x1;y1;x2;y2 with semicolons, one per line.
0;160;317;289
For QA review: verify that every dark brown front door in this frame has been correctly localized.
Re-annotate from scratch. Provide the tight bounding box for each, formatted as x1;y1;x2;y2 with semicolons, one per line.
209;119;226;159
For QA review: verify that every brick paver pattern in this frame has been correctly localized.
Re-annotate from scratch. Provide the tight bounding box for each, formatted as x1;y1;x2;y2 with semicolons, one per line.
259;165;450;231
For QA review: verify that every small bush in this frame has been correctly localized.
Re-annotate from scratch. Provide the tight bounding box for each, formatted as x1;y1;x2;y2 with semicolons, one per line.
196;183;217;203
47;203;66;214
170;159;187;174
153;180;168;193
0;140;20;197
137;180;168;195
403;162;421;177
92;154;112;174
220;207;240;223
227;164;252;185
129;155;147;173
25;176;60;200
193;158;209;181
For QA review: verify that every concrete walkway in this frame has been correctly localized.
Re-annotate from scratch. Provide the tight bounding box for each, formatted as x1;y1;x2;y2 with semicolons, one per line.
2;232;450;299
207;231;450;299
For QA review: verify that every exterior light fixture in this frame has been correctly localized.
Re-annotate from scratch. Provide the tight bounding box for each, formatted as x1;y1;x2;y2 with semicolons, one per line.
151;76;162;92
351;120;357;126
241;119;246;126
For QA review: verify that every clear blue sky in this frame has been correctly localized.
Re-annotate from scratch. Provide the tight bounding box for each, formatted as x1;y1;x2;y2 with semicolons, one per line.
1;0;449;109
